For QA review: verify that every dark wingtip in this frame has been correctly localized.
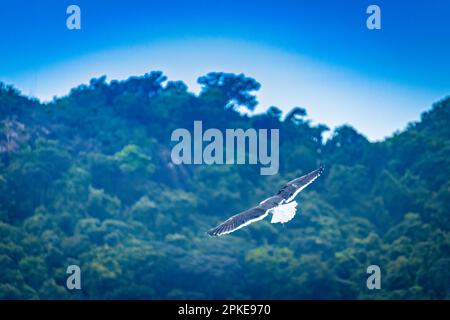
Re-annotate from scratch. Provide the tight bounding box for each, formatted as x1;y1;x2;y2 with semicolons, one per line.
318;164;325;173
206;229;218;237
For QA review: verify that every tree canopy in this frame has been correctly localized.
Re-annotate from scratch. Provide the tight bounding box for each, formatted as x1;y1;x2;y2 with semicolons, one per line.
0;72;449;299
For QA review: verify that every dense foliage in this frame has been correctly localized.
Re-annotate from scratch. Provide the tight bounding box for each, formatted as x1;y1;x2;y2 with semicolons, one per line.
0;72;449;299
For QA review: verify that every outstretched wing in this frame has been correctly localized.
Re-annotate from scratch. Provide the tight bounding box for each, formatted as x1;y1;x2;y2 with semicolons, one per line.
207;206;269;237
276;165;324;202
207;165;325;237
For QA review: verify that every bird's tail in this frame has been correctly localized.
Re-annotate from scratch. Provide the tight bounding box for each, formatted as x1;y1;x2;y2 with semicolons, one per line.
270;201;298;224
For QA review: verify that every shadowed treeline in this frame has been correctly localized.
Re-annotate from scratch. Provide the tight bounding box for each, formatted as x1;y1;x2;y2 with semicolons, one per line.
0;72;449;299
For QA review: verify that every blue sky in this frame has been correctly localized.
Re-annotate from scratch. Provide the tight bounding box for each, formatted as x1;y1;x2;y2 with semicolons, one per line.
0;0;449;140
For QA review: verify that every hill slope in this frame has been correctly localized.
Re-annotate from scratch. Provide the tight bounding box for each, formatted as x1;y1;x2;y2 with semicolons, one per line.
0;73;449;299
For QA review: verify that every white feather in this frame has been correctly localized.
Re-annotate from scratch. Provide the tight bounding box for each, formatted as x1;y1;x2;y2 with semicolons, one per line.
285;175;320;203
270;201;298;224
217;211;270;236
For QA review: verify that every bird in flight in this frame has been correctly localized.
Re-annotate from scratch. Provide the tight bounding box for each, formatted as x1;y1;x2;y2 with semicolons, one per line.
207;165;324;237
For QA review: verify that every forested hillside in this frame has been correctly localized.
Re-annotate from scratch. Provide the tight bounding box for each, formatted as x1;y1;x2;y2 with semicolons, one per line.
0;72;449;299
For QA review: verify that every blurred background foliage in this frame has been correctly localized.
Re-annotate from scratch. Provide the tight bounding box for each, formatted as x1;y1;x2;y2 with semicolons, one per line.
0;72;449;299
